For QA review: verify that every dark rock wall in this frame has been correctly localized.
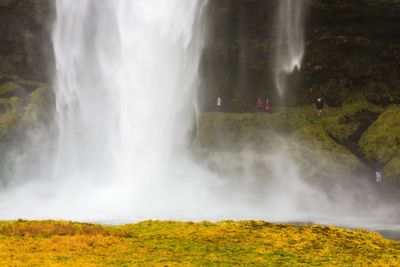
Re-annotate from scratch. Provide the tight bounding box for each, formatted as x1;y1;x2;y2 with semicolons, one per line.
201;0;400;110
0;0;54;82
0;0;399;108
201;0;278;111
305;0;400;106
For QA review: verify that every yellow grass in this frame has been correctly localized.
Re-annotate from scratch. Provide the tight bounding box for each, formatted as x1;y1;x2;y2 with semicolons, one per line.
0;220;399;266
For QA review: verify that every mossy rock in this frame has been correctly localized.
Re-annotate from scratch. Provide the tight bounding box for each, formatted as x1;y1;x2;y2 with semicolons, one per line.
21;86;52;125
383;156;400;181
0;81;19;97
359;106;400;164
0;96;21;140
0;75;53;143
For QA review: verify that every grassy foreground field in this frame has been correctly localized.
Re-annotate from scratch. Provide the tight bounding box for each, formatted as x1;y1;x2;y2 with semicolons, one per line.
0;220;399;266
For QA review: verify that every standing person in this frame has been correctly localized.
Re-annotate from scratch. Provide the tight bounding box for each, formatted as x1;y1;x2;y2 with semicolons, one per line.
376;168;382;183
316;97;324;116
217;96;222;111
256;98;263;112
265;99;270;113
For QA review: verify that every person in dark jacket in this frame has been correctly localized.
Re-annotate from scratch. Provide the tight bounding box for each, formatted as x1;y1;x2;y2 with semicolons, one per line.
316;97;323;116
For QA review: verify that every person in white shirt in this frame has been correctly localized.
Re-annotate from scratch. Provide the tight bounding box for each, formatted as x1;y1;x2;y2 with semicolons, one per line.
376;169;382;183
217;96;222;111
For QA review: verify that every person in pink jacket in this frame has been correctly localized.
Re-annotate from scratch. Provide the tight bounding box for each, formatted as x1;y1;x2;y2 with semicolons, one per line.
256;98;263;112
265;99;270;113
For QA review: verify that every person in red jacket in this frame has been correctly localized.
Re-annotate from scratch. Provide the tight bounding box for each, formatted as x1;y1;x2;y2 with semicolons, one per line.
265;99;270;113
256;98;263;112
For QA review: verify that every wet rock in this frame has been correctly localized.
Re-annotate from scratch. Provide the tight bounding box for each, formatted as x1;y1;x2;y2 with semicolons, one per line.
202;0;400;110
0;0;54;82
0;0;14;8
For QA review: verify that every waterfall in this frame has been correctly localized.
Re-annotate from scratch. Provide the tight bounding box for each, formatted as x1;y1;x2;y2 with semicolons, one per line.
0;0;216;220
274;0;304;96
1;0;397;229
52;0;204;184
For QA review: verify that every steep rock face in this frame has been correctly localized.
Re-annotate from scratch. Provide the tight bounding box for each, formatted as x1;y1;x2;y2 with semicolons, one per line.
1;0;398;108
0;0;54;183
201;0;400;110
0;0;54;82
304;0;400;106
201;0;278;111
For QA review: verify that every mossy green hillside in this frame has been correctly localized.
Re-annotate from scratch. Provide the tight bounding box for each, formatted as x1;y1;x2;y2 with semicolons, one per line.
316;101;384;142
360;106;400;163
359;106;400;180
196;102;385;172
195;101;400;184
197;101;382;146
384;157;400;181
0;220;399;266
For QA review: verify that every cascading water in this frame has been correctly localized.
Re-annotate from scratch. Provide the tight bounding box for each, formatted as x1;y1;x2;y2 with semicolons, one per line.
0;0;315;220
50;0;214;218
274;0;304;96
53;0;201;184
0;0;222;221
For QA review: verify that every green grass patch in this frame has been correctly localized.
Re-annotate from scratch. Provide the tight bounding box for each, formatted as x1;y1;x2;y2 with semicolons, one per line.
194;101;400;182
356;106;400;180
359;106;400;164
195;103;376;172
0;81;19;97
0;220;398;266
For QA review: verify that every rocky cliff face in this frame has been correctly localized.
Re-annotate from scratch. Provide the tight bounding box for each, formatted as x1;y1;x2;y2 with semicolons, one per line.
0;0;54;183
0;0;399;108
202;0;400;110
0;0;54;82
305;0;400;106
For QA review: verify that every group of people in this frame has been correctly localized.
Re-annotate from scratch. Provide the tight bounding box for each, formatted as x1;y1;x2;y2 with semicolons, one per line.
216;96;271;112
216;95;384;183
217;96;324;115
256;98;271;113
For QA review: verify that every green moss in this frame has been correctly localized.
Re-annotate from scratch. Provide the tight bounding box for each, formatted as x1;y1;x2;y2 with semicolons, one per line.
0;75;53;146
359;106;400;164
196;110;310;152
195;104;366;176
194;101;400;180
21;86;53;125
0;81;18;97
316;101;383;142
0;97;21;140
384;156;400;181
